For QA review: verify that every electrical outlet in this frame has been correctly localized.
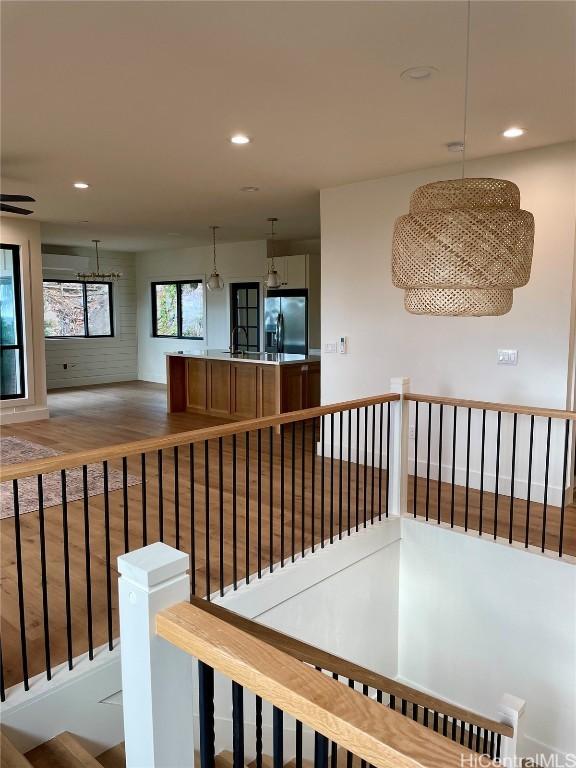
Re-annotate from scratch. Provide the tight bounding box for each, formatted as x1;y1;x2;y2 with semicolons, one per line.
63;363;68;370
497;349;518;366
409;425;415;439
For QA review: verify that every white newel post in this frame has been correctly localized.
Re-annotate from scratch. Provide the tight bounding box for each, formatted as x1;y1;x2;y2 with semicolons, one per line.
497;693;526;762
388;377;410;517
118;543;195;768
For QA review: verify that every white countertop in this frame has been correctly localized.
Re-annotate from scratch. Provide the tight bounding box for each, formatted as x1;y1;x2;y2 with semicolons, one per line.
166;350;320;366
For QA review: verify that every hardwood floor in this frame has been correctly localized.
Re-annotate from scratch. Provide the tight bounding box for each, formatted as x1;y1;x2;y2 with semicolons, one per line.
1;381;574;693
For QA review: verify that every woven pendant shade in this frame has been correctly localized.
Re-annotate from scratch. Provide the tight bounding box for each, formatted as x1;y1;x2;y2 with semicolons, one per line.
392;178;534;316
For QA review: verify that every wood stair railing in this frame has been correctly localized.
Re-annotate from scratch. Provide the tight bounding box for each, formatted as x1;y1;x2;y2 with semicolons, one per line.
156;599;500;768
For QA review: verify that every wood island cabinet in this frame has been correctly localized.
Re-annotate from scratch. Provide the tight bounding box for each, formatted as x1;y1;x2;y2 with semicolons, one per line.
167;354;320;420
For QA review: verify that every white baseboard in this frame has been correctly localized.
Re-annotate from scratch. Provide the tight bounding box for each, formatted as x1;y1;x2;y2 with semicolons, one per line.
0;406;50;425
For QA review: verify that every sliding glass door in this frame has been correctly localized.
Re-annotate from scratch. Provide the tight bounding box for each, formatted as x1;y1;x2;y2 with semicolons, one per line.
0;244;25;399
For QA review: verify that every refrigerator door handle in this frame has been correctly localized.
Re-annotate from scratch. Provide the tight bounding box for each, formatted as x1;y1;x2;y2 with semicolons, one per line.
277;313;284;352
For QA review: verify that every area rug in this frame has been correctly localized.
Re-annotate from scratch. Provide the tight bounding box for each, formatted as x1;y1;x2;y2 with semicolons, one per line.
0;436;140;519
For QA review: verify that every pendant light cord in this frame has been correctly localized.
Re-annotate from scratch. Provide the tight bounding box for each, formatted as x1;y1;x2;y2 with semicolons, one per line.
211;226;218;271
461;0;472;180
92;239;101;272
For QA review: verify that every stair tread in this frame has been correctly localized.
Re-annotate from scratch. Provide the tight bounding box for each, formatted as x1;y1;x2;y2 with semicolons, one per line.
25;733;101;768
1;728;33;768
95;743;125;768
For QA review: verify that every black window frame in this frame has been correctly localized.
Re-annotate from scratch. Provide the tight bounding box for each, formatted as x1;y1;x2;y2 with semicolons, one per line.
151;279;205;340
43;279;114;339
230;281;261;352
1;243;26;400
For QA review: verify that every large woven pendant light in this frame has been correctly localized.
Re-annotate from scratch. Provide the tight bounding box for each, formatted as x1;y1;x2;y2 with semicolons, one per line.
392;2;534;316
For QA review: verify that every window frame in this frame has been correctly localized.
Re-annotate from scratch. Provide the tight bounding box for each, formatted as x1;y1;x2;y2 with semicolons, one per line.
0;243;26;400
43;279;115;339
151;279;205;340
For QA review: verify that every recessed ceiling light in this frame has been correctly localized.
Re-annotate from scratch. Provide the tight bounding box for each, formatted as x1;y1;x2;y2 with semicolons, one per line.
230;134;251;145
501;127;525;139
73;182;90;189
446;141;464;153
240;186;260;193
400;66;439;81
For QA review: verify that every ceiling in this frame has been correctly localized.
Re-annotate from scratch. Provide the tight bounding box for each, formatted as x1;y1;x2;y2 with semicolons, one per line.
1;1;574;251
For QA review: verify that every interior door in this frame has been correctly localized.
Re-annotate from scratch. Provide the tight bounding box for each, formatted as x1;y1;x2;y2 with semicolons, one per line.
230;282;260;351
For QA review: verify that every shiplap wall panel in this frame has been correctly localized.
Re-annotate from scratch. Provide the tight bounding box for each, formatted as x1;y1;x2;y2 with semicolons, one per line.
42;249;138;389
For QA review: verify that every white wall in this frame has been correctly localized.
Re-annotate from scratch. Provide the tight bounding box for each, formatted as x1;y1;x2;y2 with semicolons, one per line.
321;143;576;503
42;246;137;389
136;239;268;383
398;518;576;762
0;216;48;423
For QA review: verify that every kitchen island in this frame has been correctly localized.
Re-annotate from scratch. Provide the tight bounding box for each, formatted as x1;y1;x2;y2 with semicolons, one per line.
166;350;320;419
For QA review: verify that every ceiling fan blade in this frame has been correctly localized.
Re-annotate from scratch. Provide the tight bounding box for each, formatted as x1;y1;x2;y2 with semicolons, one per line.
0;194;35;202
0;203;34;215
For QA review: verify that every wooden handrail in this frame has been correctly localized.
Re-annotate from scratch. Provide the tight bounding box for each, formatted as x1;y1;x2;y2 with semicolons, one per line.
0;393;399;483
189;597;513;738
406;393;576;421
157;601;496;768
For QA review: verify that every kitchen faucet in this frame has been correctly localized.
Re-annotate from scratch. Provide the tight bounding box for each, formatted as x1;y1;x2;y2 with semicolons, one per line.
230;325;249;354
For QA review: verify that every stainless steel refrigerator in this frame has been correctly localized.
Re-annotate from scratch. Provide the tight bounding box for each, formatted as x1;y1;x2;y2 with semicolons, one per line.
264;289;308;355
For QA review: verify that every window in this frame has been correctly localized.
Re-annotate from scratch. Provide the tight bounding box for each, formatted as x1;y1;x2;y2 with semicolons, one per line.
43;280;114;338
151;280;204;339
0;244;25;399
230;282;260;351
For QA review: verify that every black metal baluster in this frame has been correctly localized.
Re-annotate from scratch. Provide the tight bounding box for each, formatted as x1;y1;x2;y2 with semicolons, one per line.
494;411;502;540
141;453;147;546
509;413;517;544
413;403;419;518
190;444;196;595
330;412;335;542
281;424;285;565
386;403;391;518
37;475;52;679
232;681;244;768
257;430;262;578
423;708;429;727
198;661;215;768
273;706;283;768
61;470;73;669
291;424;296;561
339;412;344;537
401;698;407;716
103;462;113;650
81;465;94;661
559;419;570;557
412;703;418;721
370;404;376;523
311;418;316;552
232;436;237;589
496;734;502;760
451;717;457;741
347;410;353;532
157;449;164;542
378;404;383;521
460;721;466;746
467;722;473;749
321;416;326;544
363;407;368;528
437;404;444;523
301;420;306;556
174;446;180;550
542;417;552;552
12;480;29;689
219;437;224;595
425;402;432;521
479;409;486;536
433;711;439;732
525;415;534;547
442;714;448;736
204;440;211;600
295;720;303;768
489;730;495;759
389;694;396;710
465;409;471;531
450;407;457;528
314;733;329;768
255;695;263;768
356;409;360;530
122;456;129;552
245;432;250;583
270;426;275;571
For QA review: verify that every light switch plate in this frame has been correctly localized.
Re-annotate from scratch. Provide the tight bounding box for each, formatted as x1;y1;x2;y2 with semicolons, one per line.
497;349;518;366
324;342;337;353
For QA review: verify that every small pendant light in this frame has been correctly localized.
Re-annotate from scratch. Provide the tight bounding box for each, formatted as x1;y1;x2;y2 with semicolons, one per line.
391;0;534;316
207;225;224;292
76;239;122;281
265;217;281;289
